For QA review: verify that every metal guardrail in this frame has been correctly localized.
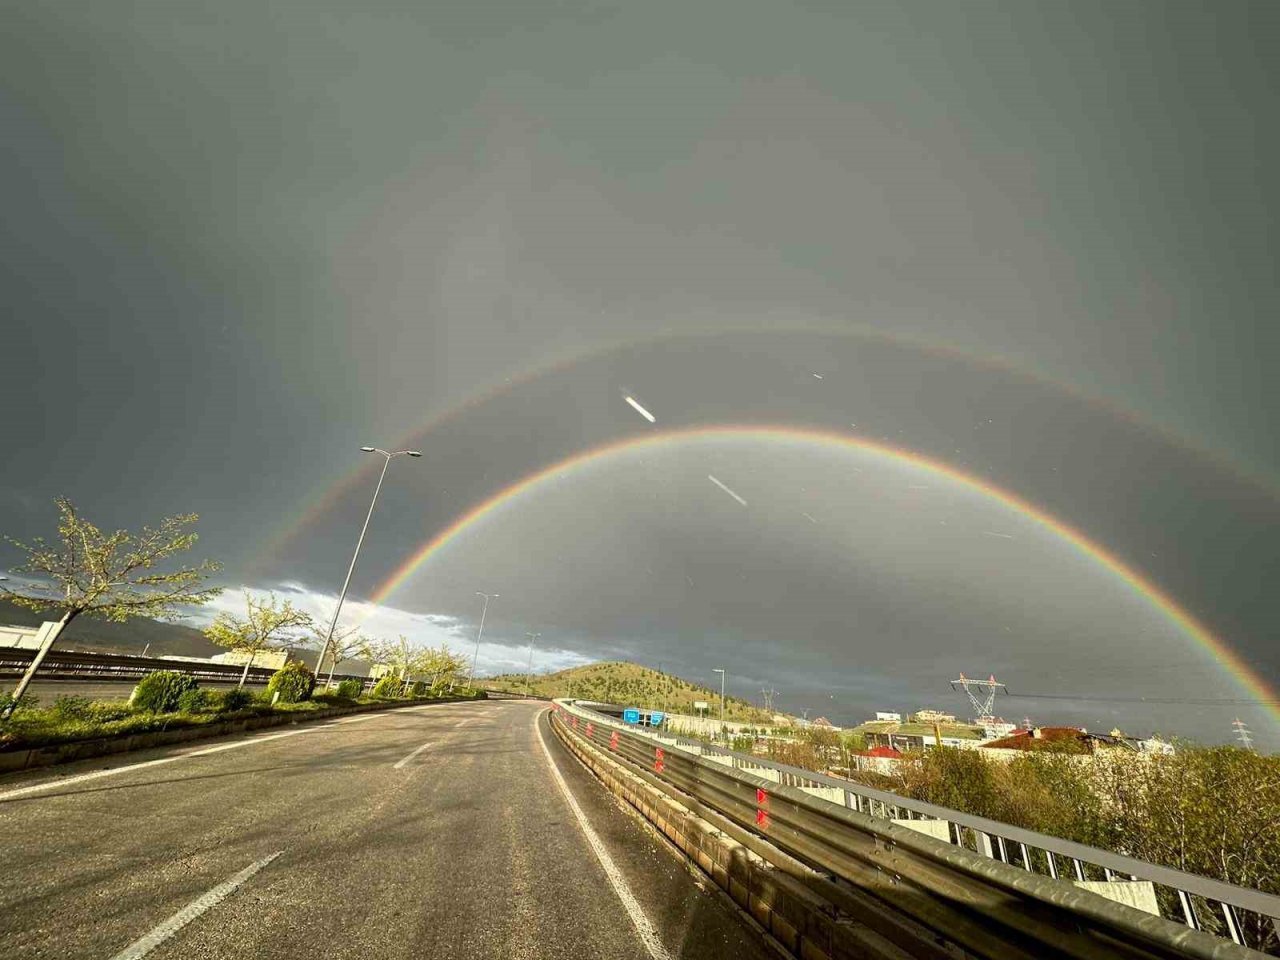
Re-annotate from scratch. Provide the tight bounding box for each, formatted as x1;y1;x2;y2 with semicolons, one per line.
554;699;1280;958
0;647;368;688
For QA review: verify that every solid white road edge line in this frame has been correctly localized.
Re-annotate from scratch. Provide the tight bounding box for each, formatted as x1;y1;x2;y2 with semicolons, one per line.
392;741;435;769
534;713;675;960
107;850;284;960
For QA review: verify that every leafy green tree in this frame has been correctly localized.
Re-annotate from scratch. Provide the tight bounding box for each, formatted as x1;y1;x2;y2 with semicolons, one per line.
205;592;313;688
2;498;221;717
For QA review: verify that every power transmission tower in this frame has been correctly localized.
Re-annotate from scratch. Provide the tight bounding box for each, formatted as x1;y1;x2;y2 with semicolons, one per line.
1232;718;1255;752
949;673;1007;722
760;687;777;714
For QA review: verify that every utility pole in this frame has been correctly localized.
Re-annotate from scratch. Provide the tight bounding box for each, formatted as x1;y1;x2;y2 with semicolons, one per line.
467;592;498;689
525;632;540;697
712;668;726;742
314;447;421;674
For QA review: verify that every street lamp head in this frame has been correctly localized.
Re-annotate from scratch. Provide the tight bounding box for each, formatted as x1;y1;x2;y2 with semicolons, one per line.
406;450;423;457
360;446;376;452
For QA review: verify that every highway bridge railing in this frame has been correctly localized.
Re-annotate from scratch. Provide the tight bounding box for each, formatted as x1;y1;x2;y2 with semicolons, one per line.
553;698;1280;958
0;647;369;688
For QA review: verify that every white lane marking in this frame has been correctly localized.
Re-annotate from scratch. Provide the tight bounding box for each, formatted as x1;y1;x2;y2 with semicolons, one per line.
108;850;283;960
392;742;435;769
535;715;674;960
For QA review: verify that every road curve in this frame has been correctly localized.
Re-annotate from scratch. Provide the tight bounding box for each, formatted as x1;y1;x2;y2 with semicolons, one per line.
0;700;775;960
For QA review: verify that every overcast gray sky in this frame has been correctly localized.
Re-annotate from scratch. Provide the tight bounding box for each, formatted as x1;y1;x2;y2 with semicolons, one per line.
2;1;1277;744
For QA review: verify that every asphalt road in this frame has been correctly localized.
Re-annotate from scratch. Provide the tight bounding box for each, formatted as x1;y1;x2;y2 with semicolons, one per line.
0;700;776;960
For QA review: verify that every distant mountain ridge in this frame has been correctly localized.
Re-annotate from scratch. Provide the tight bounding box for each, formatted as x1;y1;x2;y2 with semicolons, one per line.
483;660;779;723
0;599;221;658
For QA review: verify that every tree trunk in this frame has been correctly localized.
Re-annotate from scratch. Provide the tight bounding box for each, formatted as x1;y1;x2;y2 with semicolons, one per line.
2;607;79;717
238;649;257;689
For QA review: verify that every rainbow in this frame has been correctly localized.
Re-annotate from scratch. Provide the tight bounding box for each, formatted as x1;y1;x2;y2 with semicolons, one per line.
367;424;1278;722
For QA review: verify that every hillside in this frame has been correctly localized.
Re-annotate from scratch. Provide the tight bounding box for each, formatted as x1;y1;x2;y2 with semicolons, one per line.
0;599;221;658
483;661;776;723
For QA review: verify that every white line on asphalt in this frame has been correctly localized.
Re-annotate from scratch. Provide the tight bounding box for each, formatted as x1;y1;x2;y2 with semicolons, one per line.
108;850;284;960
534;715;674;960
392;741;435;769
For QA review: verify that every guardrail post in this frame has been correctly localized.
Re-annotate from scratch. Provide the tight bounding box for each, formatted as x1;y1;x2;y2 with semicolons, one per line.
1219;902;1243;945
1177;889;1200;930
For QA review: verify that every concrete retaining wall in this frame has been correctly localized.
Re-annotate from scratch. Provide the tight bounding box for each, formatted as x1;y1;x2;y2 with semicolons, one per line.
0;695;483;774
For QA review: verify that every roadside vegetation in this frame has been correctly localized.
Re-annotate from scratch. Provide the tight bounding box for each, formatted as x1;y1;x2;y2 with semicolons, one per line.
0;659;485;753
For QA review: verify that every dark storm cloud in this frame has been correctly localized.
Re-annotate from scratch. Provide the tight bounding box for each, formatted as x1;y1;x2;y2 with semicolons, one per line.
1;2;1276;744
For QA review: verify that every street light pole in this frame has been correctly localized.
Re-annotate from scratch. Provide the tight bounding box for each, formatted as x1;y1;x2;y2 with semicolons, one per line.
525;632;541;697
713;667;726;741
314;447;421;675
467;591;498;689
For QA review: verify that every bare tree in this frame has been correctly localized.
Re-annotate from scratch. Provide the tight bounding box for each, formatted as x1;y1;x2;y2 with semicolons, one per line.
205;592;313;688
2;497;221;717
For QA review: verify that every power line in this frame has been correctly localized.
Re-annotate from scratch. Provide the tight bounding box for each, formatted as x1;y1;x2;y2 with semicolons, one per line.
1003;691;1280;706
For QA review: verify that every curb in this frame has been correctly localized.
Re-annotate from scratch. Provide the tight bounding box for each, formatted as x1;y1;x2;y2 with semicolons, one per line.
0;695;485;774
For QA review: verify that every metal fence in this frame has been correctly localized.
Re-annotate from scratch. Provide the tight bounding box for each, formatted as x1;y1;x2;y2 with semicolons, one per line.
554;698;1280;957
0;647;368;687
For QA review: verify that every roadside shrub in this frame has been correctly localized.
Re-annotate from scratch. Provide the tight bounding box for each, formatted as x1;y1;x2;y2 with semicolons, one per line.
84;700;134;723
266;662;315;703
217;688;255;712
176;688;213;713
335;678;361;699
132;671;198;713
52;695;95;720
371;675;403;699
409;680;427;697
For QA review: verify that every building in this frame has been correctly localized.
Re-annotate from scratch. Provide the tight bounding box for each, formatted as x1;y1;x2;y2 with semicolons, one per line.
874;711;901;722
0;624;42;650
853;717;987;751
911;709;956;724
210;648;301;671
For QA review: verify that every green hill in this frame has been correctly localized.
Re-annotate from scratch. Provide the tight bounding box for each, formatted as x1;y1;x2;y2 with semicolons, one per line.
483;661;776;723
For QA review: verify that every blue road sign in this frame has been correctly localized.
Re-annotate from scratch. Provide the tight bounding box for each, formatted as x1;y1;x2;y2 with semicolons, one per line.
622;708;641;724
649;711;665;725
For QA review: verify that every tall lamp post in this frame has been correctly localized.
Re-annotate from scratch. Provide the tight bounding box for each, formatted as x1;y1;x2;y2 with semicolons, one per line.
467;591;498;689
712;667;726;741
525;632;541;697
314;447;421;675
